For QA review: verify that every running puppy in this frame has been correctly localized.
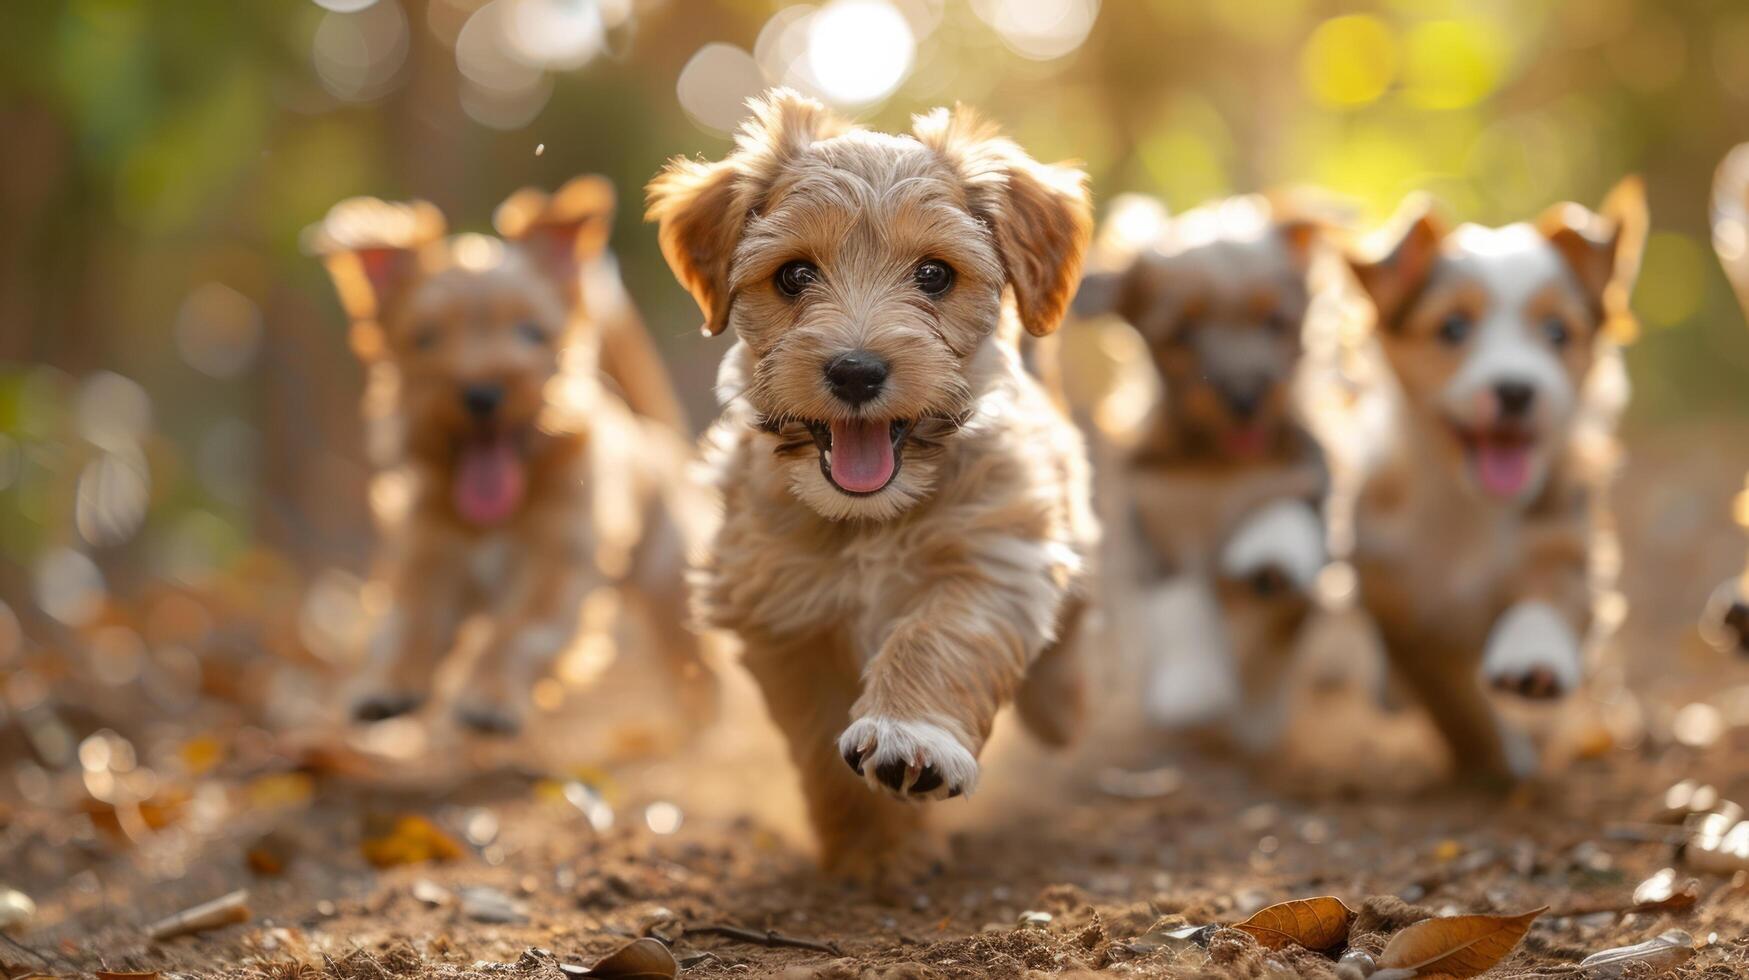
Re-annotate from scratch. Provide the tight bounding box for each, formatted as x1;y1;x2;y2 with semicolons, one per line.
646;90;1097;880
308;177;713;735
1345;179;1646;780
1703;144;1749;656
1074;195;1328;750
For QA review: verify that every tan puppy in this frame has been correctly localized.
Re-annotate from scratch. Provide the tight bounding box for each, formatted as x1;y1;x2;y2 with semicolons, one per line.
308;176;712;735
646;90;1096;880
1704;144;1749;655
1074;195;1328;750
1345;179;1645;780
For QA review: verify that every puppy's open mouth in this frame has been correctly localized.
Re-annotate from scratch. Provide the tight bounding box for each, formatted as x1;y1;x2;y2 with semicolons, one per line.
452;431;527;526
807;418;916;496
1450;422;1538;499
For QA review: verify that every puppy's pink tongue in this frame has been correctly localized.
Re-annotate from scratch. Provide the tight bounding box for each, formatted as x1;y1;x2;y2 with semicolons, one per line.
828;419;894;493
453;439;526;526
1474;439;1532;499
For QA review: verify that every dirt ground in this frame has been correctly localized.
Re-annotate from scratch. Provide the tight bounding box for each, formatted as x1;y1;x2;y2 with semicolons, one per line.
5;420;1749;979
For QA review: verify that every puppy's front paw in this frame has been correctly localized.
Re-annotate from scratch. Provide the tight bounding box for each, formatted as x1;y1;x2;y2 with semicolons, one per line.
837;716;978;801
453;697;525;736
352;690;425;723
1482;601;1581;700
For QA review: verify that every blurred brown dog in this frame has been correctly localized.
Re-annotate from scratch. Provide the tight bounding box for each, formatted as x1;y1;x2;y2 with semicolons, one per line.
1703;144;1749;656
647;90;1097;880
1074;195;1328;751
308;176;712;735
1345;179;1645;780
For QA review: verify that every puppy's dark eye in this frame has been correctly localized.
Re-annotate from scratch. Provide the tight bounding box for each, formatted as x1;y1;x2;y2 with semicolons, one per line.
412;325;440;351
775;260;819;297
1262;310;1291;334
1437;312;1471;346
913;259;954;296
516;320;547;345
1542;315;1570;349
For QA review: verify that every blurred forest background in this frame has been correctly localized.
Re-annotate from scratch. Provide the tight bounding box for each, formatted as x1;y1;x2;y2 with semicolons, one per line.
3;0;1749;670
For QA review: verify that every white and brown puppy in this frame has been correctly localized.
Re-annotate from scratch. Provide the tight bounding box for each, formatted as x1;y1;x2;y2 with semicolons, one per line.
647;90;1096;880
1345;179;1646;780
1703;144;1749;656
1074;195;1328;750
308;177;713;736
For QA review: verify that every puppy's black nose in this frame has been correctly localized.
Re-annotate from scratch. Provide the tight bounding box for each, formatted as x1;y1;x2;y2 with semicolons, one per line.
1220;378;1269;421
1494;380;1536;418
462;383;505;419
824;351;888;405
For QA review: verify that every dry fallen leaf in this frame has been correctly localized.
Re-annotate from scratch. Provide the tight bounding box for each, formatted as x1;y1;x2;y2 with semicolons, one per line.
1376;907;1546;978
95;972;161;980
1683;814;1749;874
562;938;678;979
1233;896;1356;952
1579;929;1694;978
1630;868;1699;913
360;814;464;868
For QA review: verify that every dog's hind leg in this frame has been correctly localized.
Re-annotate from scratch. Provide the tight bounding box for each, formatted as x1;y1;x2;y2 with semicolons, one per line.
742;635;939;884
1014;595;1087;747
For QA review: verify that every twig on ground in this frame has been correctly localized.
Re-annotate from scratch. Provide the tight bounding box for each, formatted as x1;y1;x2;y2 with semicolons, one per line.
683;924;844;956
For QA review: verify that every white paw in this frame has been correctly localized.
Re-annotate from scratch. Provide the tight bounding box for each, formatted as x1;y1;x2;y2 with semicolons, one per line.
838;716;979;801
1481;600;1582;699
1219;499;1326;593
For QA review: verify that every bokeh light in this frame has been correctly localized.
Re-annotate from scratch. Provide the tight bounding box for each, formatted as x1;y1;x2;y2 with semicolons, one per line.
1635;232;1706;329
175;282;263;380
1300;14;1398;108
806;1;915;106
676;43;765;134
1401;19;1507;110
33;547;107;628
971;0;1100;61
312;0;410;103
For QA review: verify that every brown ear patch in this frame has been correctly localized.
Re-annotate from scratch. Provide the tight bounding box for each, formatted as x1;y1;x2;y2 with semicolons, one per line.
913;104;1093;338
645;88;851;337
496;175;617;301
1537;175;1647;340
1346;195;1445;329
304;197;446;359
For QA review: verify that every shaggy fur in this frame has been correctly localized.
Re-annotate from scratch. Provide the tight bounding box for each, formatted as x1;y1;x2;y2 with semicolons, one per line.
647;90;1097;880
1705;144;1749;655
1344;178;1646;780
1074;195;1329;750
307;177;713;735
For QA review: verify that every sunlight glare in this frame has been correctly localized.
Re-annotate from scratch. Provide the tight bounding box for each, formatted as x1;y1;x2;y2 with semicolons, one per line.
806;1;915;106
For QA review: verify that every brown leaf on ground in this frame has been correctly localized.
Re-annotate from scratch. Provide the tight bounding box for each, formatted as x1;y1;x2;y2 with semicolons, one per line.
360;814;463;868
1233;896;1356;952
563;938;678;979
1375;906;1545;978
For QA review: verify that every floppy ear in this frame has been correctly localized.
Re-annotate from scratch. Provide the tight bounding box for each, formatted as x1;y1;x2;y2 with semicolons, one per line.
1537;175;1647;339
1346;194;1445;328
1713;144;1749;311
495;174;617;300
646;88;849;337
303;197;445;360
913;105;1093;338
